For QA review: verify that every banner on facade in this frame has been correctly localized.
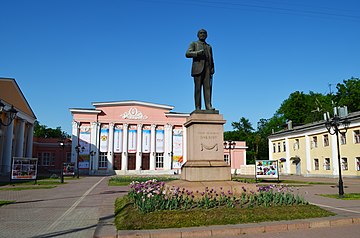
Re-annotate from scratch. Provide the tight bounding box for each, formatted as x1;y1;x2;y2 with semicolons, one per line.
172;129;183;169
128;128;137;153
142;129;151;153
99;125;109;152
155;129;164;152
11;157;38;180
78;155;90;169
114;125;123;153
79;125;91;155
63;162;75;176
255;160;279;179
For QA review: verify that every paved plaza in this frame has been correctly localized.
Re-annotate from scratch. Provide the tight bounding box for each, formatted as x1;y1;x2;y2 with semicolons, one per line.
0;175;359;238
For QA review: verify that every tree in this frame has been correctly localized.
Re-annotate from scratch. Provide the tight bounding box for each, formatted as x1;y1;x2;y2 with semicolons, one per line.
334;77;360;112
34;120;69;138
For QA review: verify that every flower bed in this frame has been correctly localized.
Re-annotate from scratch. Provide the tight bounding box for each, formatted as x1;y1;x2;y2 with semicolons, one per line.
128;179;308;213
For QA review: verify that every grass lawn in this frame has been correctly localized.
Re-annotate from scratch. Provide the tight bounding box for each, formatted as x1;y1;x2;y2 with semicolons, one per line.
0;200;15;207
114;196;335;230
319;193;360;200
0;178;72;190
109;176;178;186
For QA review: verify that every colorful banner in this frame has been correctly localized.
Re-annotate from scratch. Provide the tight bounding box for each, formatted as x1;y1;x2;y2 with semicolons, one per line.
155;129;164;152
114;126;123;153
128;129;137;153
172;129;183;169
78;155;90;169
142;129;151;153
11;158;38;180
255;160;279;179
99;126;109;152
79;125;91;155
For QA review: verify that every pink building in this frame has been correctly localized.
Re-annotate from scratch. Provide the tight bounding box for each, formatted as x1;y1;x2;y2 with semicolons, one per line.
70;100;247;175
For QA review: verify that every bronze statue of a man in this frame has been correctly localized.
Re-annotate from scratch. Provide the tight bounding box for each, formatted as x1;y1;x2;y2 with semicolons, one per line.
186;29;215;111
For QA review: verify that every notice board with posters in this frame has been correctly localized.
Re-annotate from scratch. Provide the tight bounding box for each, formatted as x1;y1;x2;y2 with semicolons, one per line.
11;157;38;180
255;160;279;181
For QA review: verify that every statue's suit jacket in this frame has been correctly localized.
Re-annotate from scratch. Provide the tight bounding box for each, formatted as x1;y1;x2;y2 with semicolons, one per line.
186;41;215;77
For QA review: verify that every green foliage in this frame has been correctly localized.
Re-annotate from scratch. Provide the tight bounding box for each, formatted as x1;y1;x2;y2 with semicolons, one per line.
334;77;360;112
34;120;69;138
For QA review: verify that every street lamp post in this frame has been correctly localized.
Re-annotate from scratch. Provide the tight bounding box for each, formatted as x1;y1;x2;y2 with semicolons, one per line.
59;141;65;183
0;101;18;127
75;145;83;179
223;140;236;172
325;114;350;198
89;150;96;172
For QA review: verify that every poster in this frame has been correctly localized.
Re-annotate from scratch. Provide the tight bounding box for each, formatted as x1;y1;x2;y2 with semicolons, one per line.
255;160;279;179
172;129;183;169
114;126;123;153
142;129;151;153
63;162;75;176
11;158;38;180
99;125;109;152
128;128;137;153
156;129;164;152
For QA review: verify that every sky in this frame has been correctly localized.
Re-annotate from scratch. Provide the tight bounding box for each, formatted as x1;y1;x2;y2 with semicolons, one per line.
1;0;359;134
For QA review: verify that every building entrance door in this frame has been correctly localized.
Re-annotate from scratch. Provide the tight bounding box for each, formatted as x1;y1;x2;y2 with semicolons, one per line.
141;153;150;170
296;161;301;175
113;153;122;170
128;153;136;170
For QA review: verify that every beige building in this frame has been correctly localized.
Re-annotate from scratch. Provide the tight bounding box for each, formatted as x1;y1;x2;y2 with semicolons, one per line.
268;111;360;178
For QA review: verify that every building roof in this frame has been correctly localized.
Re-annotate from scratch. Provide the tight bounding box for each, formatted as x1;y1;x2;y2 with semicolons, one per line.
91;100;174;110
0;77;36;119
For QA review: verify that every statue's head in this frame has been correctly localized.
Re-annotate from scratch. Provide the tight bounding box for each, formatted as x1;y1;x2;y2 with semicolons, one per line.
197;29;207;41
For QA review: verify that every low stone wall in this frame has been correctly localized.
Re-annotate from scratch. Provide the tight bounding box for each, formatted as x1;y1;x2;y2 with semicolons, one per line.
238;165;255;175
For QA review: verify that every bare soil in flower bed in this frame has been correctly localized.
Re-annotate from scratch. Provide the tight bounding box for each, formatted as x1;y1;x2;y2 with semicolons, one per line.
115;196;335;230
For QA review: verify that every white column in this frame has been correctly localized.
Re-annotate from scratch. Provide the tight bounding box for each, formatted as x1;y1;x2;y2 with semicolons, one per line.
136;124;142;170
150;124;156;170
285;138;290;174
71;121;79;164
121;124;128;170
164;124;173;170
108;123;115;171
330;133;339;176
92;122;100;171
305;135;311;175
15;119;25;157
2;119;14;174
26;123;34;157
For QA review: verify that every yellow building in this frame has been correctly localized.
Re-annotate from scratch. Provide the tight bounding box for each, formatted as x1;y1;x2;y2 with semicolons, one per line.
268;111;360;178
0;78;36;177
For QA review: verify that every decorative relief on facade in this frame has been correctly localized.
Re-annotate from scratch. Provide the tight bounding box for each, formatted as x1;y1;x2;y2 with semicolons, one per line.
201;143;218;151
121;107;148;120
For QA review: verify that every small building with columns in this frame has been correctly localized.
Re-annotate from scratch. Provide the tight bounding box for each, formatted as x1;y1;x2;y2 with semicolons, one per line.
70;100;247;175
0;78;36;177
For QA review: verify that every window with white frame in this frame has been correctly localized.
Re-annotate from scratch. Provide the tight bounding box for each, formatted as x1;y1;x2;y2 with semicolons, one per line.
273;143;276;153
277;143;281;152
341;157;348;170
38;152;55;166
324;158;331;170
323;134;329;147
314;158;319;170
312;136;318;148
283;141;286;152
224;154;230;165
354;130;360;144
356;157;360;171
340;133;347;145
293;139;300;150
98;152;107;168
156;153;164;168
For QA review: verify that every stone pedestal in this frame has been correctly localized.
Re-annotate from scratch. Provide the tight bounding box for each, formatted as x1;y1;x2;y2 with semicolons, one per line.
181;111;231;181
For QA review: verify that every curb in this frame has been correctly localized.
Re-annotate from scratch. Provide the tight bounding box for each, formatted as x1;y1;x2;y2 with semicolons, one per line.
94;216;360;238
